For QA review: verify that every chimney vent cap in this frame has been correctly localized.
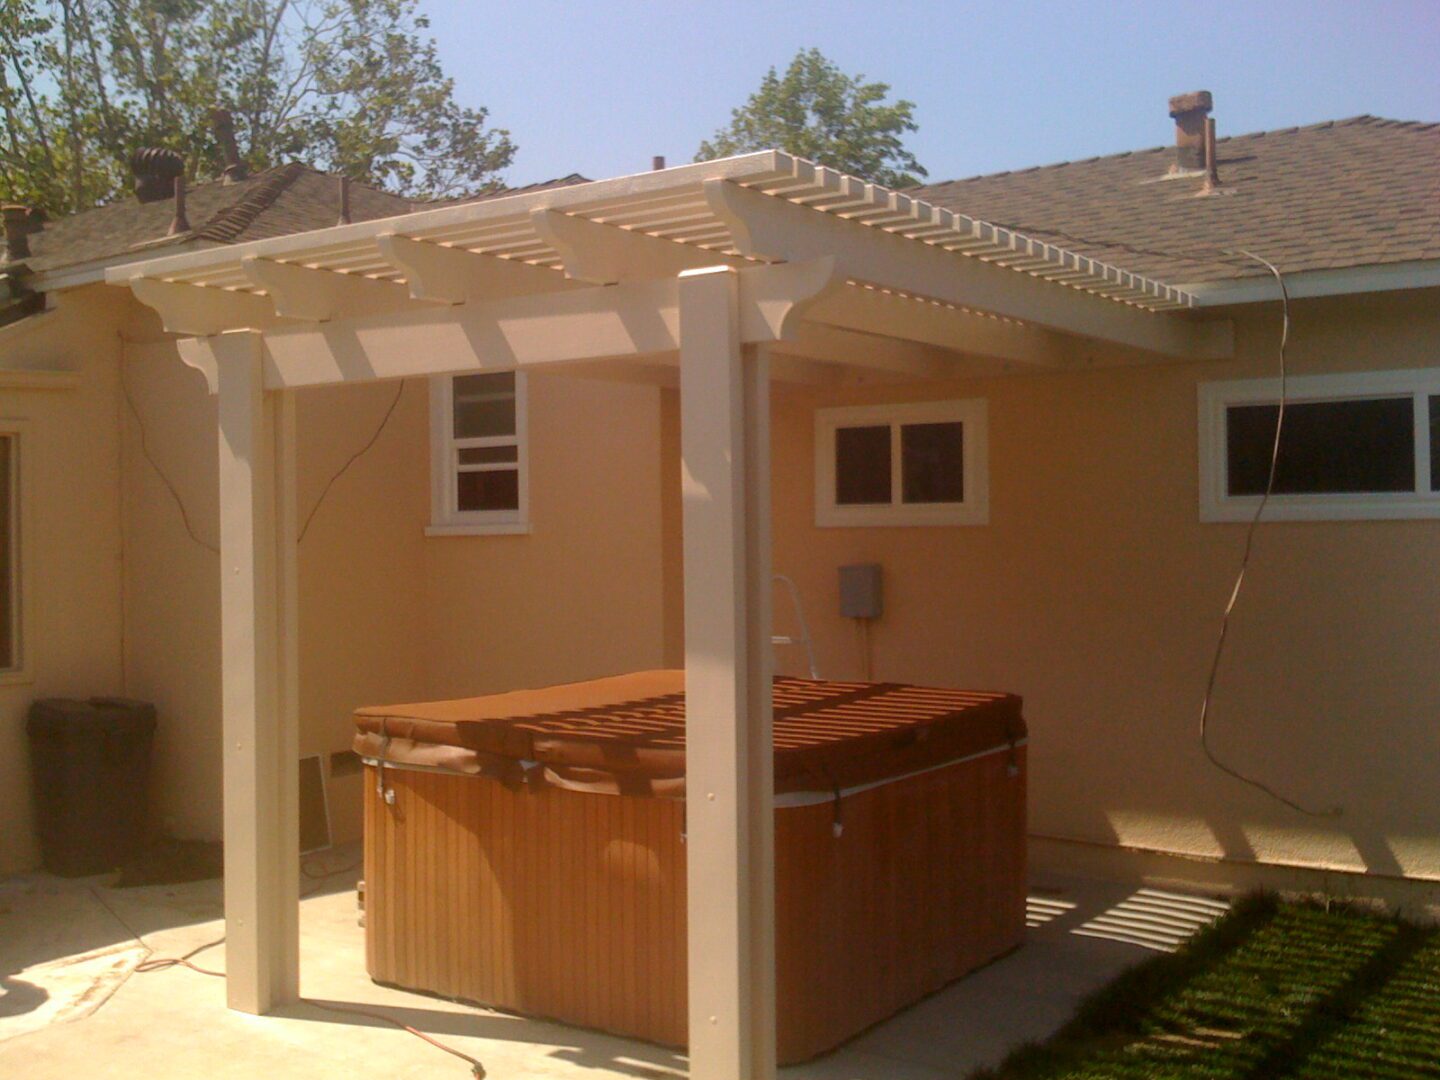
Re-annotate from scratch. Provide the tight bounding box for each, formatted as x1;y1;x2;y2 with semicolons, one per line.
1168;90;1213;119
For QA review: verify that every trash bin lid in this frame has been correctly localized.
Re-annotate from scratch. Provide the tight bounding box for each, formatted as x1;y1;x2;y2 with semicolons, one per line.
27;697;157;737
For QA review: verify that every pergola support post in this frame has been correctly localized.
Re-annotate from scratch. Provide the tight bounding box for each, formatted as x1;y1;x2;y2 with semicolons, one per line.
679;266;776;1080
215;331;301;1013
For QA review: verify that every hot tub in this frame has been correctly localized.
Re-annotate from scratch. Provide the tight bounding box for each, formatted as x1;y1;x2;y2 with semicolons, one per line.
354;671;1026;1064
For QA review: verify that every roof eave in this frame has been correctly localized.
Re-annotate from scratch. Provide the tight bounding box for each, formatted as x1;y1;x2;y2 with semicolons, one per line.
1177;259;1440;306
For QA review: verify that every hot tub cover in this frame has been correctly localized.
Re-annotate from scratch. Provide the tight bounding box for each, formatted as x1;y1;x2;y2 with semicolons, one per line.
354;670;1024;798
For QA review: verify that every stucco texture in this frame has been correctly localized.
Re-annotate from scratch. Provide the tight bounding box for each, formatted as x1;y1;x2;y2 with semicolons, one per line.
0;287;126;872
750;289;1440;884
116;328;668;855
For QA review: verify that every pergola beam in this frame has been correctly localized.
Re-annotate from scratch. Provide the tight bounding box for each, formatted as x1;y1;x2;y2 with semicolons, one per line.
170;259;842;393
240;256;411;322
779;322;968;379
531;208;738;283
811;284;1076;367
129;277;276;337
705;178;1233;360
374;232;576;304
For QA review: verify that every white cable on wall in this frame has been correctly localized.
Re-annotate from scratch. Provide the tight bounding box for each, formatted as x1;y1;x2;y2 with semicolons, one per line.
1198;251;1341;818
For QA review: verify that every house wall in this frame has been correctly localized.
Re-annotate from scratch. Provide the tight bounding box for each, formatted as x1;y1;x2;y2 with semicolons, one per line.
419;371;669;699
8;278;1433;896
738;288;1440;887
118;318;668;854
0;286;127;874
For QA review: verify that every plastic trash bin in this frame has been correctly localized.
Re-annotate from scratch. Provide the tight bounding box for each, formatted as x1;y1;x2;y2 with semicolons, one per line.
26;697;157;876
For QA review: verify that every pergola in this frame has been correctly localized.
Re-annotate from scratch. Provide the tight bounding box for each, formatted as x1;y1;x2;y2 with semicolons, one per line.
108;151;1231;1080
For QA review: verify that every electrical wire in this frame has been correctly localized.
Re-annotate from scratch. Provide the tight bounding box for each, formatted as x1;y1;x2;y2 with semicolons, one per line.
1197;250;1341;818
121;364;406;548
120;359;220;555
296;998;485;1078
87;862;486;1078
297;378;407;543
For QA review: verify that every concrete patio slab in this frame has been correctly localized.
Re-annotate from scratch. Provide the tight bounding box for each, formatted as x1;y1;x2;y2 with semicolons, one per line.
0;851;1228;1079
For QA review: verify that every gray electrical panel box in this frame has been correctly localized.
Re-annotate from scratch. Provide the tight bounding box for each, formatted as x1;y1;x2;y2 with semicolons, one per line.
839;563;882;619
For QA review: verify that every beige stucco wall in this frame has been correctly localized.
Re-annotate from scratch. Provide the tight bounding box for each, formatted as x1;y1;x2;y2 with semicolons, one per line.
119;341;437;849
420;372;669;698
0;286;126;873
747;288;1440;885
117;322;668;854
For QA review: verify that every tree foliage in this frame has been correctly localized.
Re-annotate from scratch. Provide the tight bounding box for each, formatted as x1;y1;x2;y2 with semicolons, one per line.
0;0;516;214
696;48;925;189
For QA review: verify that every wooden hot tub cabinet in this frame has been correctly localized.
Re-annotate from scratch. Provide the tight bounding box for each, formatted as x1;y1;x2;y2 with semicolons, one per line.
357;672;1026;1064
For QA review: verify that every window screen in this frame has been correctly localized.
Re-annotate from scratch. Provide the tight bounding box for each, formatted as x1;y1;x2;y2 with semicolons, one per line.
449;372;521;515
1430;396;1439;492
835;425;891;505
452;372;516;438
1226;397;1415;496
901;421;964;504
457;469;520;512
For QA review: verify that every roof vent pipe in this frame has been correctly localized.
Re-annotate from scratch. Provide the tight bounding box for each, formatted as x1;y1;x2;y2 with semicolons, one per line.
652;155;665;171
168;175;191;235
210;107;248;183
131;147;185;203
2;205;38;260
1201;115;1221;192
337;175;351;225
1168;90;1213;172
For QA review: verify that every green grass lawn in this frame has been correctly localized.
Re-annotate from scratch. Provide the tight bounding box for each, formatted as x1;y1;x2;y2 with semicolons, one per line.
974;894;1440;1080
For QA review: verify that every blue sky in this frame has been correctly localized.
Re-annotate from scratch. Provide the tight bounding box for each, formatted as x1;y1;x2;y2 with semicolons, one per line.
425;0;1439;188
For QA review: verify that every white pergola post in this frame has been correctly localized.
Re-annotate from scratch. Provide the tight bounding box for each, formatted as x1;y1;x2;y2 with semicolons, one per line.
679;266;776;1080
215;331;301;1013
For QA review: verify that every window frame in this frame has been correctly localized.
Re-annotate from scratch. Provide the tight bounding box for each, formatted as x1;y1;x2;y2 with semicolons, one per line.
814;399;989;527
0;420;31;684
426;372;531;536
1198;368;1440;523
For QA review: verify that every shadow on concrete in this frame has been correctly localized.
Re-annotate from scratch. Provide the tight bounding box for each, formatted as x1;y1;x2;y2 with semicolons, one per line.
287;998;688;1080
0;843;361;975
0;975;48;1020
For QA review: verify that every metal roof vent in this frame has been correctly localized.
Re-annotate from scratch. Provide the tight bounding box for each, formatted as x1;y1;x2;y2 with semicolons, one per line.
131;147;186;203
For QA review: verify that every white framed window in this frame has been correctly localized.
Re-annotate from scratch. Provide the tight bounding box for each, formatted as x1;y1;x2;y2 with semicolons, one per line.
815;399;988;527
427;371;530;535
0;421;29;682
1198;368;1440;522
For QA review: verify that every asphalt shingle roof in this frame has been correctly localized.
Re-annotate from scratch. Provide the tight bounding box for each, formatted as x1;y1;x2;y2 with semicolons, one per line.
12;117;1437;290
14;167;593;277
18;163;414;274
912;116;1440;286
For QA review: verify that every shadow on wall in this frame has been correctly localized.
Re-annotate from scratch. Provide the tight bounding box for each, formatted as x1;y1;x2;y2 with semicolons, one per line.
1038;796;1436;914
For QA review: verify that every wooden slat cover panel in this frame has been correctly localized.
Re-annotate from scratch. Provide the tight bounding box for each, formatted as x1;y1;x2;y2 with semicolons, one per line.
355;673;1024;799
364;747;1024;1063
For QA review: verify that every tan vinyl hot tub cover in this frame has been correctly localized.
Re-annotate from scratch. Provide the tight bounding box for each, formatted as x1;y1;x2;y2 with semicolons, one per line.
354;670;1025;799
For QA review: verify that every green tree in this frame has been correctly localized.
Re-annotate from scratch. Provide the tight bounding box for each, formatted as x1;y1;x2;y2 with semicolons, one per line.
696;48;925;189
0;0;515;215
